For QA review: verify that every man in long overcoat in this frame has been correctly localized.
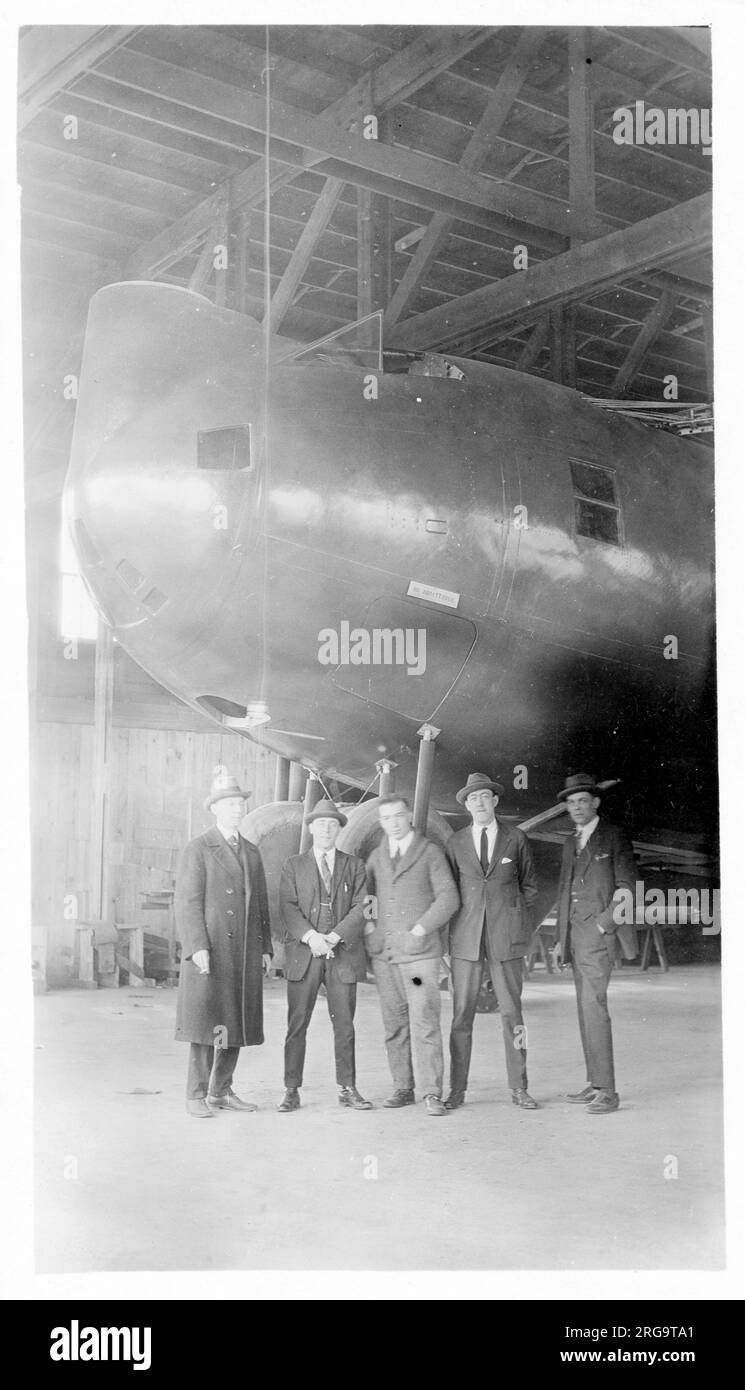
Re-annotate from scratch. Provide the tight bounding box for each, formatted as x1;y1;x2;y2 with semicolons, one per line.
555;773;638;1114
445;771;539;1111
175;767;272;1117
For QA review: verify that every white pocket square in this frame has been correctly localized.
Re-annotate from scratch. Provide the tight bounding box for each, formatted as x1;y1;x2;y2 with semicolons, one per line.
595;852;609;860
501;856;512;864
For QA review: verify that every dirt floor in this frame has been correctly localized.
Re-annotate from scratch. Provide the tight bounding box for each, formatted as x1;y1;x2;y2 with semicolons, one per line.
34;963;724;1272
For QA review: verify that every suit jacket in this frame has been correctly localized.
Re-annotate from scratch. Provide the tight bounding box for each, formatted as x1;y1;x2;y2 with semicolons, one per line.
556;818;639;961
175;828;272;1047
365;832;459;964
280;848;368;984
446;820;538;962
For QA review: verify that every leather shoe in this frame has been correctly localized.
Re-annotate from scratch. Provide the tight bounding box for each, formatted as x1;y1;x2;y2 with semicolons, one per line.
586;1090;619;1114
207;1089;257;1112
383;1089;415;1108
424;1094;448;1116
277;1088;300;1112
566;1084;600;1104
186;1099;215;1118
511;1088;539;1110
444;1091;465;1110
338;1086;373;1110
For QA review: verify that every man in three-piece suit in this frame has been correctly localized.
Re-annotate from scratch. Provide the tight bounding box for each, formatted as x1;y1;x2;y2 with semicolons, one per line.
277;798;372;1112
175;767;273;1118
445;772;539;1111
555;773;639;1115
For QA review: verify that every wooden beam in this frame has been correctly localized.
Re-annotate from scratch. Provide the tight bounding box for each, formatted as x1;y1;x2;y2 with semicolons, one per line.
323;27;490;123
385;27;546;329
18;25;137;130
90;619;114;921
267;177;344;334
96;49;577;247
568;29;595;245
602;26;710;77
517;316;549;371
387;194;711;352
123;29;490;281
613;289;676;394
702;306;713;399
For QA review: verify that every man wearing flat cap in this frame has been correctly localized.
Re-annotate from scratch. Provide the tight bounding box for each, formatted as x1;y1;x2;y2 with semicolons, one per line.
277;798;372;1112
175;766;272;1118
555;773;638;1114
444;772;539;1110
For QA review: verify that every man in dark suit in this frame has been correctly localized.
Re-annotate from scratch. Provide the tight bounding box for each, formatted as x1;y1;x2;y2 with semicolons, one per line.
555;773;639;1114
445;772;539;1111
175;766;273;1118
277;798;372;1112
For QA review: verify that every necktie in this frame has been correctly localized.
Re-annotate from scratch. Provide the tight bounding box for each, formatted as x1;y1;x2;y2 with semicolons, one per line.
228;833;240;857
391;844;399;863
479;828;489;874
321;853;332;895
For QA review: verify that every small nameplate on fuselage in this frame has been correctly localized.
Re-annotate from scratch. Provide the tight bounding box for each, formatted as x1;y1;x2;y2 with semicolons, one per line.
407;580;460;609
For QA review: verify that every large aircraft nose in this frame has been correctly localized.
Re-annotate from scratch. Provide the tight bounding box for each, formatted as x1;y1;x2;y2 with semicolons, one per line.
64;282;266;662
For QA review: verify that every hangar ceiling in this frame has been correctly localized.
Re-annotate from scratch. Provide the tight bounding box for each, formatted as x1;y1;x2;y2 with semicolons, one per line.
18;24;713;501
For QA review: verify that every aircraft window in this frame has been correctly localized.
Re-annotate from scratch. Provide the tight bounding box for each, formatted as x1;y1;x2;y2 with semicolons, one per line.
570;459;621;546
197;426;252;471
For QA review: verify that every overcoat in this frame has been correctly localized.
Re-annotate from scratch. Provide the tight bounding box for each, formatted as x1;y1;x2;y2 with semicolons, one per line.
280;848;368;984
365;832;459;965
556;818;639;962
446;820;538;962
174;827;272;1047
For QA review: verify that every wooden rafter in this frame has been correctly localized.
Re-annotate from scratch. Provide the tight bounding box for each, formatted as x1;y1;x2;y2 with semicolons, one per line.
267;176;345;333
18;25;138;131
613;289;676;394
124;28;490;280
384;26;547;328
387;194;711;352
568;29;595;245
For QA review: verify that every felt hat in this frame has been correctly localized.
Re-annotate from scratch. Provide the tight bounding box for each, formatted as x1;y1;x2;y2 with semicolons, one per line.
556;772;601;801
304;797;348;827
456;771;505;806
204;765;251;811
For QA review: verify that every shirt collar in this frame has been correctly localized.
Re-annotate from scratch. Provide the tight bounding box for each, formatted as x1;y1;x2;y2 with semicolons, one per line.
577;815;599;848
218;824;239;842
314;846;336;869
472;817;497;844
389;829;414;857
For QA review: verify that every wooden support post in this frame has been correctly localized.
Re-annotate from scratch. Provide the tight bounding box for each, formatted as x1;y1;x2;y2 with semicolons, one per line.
550;307;564;384
568;28;596;246
91;619;114;924
287;761;307;803
702;306;714;399
117;922;146;984
299;773;323;854
76;924;97;988
274;755;291;802
376;758;397;798
412;724;440;833
213;187;229;309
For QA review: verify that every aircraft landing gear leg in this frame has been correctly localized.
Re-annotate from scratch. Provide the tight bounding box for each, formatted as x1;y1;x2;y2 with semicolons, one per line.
299;772;323;853
375;757;397;797
412;723;440;833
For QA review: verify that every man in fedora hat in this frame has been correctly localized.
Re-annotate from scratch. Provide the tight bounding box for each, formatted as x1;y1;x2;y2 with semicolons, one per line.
175;766;273;1117
365;795;459;1117
555;773;638;1114
277;798;372;1112
444;772;539;1111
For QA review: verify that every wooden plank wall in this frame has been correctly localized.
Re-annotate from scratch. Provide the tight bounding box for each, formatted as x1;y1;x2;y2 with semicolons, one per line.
30;720;277;985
